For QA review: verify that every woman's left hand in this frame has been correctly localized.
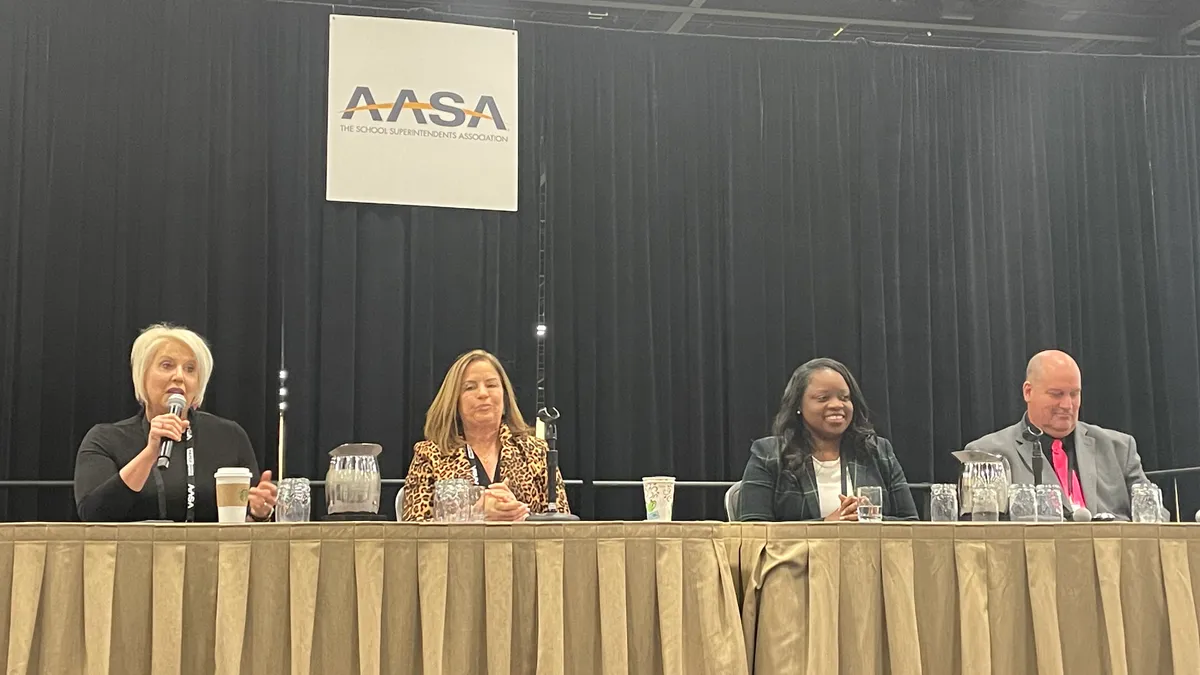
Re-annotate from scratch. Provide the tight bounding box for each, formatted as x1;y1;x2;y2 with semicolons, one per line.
825;494;861;522
248;470;278;520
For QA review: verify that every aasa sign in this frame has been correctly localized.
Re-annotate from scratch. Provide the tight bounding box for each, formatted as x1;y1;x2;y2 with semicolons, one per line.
326;16;518;211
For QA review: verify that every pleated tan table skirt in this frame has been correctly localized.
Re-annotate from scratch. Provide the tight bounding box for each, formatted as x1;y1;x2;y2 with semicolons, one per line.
2;521;1199;674
0;522;746;675
735;522;1200;675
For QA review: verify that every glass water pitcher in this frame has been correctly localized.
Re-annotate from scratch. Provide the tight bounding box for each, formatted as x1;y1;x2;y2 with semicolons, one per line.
325;442;382;515
951;449;1012;519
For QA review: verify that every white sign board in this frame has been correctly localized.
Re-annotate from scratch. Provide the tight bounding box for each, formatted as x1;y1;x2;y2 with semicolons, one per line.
326;15;518;211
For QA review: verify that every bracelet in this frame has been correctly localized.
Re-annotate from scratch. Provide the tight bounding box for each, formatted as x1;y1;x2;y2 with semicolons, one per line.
250;505;275;522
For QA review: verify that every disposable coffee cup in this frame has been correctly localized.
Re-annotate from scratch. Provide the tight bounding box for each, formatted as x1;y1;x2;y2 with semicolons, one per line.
214;467;253;523
643;476;676;521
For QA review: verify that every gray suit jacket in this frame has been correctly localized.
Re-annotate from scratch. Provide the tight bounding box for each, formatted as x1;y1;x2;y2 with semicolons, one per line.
963;420;1148;520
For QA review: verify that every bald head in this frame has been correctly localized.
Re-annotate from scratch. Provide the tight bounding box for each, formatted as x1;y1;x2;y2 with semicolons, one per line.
1023;350;1082;437
1026;350;1080;384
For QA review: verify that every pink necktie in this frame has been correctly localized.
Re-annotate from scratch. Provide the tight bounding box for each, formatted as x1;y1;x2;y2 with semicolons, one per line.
1050;439;1085;509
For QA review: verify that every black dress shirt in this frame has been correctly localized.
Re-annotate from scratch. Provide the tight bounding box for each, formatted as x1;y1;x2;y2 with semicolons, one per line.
73;411;259;522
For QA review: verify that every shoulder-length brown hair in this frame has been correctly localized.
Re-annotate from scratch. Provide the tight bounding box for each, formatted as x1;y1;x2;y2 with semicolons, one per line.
424;349;530;455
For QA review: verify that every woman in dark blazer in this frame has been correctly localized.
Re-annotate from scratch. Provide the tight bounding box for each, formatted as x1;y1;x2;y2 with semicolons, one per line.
737;358;917;521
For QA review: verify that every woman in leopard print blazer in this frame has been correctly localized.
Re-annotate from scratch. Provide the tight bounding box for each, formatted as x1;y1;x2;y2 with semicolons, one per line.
400;349;570;521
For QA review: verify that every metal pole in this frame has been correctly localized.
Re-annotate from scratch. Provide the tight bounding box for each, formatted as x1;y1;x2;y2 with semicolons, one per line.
534;45;550;441
1175;477;1181;523
277;315;288;478
268;0;1184;46
511;0;1161;43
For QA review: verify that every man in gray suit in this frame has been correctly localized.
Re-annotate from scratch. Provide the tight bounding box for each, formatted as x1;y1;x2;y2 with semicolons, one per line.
964;350;1148;520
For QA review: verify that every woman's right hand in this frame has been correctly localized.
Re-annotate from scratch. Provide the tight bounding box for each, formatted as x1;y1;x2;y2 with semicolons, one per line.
144;413;189;454
825;494;861;521
119;413;191;493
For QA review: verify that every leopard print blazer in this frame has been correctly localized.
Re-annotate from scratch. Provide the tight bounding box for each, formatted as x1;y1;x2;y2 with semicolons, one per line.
400;424;570;521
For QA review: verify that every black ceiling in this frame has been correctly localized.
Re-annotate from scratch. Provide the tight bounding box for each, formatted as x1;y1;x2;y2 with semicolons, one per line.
345;0;1200;54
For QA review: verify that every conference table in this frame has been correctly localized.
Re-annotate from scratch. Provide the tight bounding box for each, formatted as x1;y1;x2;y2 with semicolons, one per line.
0;521;1197;675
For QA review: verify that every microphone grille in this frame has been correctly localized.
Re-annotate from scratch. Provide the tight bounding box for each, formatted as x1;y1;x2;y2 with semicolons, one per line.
167;393;188;410
1072;507;1092;522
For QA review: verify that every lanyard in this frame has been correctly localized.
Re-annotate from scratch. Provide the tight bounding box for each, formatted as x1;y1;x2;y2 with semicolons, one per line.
153;426;195;522
465;445;500;486
806;457;852;520
184;427;195;523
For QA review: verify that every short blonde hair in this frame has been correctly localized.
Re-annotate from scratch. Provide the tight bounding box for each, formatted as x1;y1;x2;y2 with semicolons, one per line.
130;323;214;408
425;349;529;454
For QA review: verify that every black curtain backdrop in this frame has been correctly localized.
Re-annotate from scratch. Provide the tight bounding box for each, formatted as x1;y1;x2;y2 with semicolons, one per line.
542;29;1200;518
2;0;1199;521
0;0;280;520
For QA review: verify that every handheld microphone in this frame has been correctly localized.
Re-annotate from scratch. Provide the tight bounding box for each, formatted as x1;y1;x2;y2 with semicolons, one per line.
156;393;188;470
527;407;579;522
1071;506;1092;522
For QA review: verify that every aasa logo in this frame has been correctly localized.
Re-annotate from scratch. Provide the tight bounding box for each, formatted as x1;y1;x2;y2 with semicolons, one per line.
340;87;508;130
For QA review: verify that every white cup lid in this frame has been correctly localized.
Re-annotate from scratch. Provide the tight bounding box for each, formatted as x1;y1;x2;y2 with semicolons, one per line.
642;476;675;482
214;467;253;479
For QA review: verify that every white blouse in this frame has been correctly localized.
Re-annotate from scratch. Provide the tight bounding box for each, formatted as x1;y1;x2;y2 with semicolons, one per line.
813;456;854;518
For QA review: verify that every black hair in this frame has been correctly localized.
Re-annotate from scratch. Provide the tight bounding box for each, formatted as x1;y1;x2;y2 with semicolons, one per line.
772;357;876;475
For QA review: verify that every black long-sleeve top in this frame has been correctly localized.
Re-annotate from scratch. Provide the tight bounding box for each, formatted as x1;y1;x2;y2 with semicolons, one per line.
73;411;259;522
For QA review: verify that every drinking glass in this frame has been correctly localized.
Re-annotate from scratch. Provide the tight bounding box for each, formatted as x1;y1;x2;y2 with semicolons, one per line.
971;486;1000;522
1132;482;1161;523
433;479;473;522
1154;484;1169;522
468;485;486;522
276;478;311;522
1008;484;1038;522
1035;484;1065;522
856;486;883;522
930;484;959;522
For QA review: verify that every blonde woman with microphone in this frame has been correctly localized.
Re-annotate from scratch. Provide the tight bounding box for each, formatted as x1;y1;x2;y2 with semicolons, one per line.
73;324;276;522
